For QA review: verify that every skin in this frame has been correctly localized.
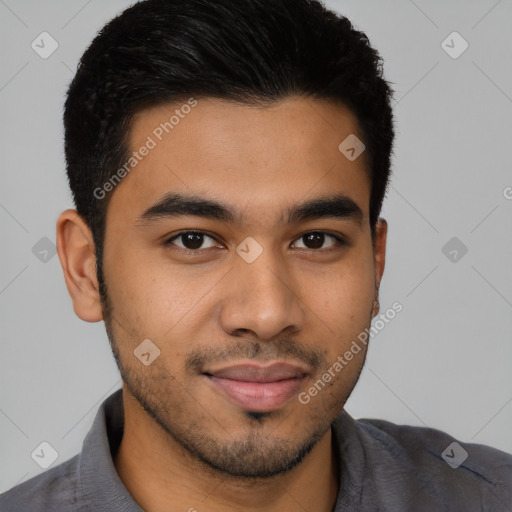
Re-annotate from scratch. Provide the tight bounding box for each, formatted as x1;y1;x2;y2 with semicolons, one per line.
56;96;387;512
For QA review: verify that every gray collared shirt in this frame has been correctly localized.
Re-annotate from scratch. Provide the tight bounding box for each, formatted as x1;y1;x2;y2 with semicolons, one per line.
1;389;511;511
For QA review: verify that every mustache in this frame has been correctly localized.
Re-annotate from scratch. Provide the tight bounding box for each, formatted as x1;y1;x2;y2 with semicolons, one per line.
185;337;326;374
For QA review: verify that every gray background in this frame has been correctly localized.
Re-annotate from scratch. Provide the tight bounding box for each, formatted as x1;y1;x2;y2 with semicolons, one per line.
1;0;511;493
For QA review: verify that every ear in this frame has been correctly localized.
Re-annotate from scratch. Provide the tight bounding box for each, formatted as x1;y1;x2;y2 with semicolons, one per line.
371;218;387;317
56;209;104;322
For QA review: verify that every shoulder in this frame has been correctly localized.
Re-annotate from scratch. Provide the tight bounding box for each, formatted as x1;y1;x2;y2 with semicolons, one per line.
354;416;512;508
0;455;82;512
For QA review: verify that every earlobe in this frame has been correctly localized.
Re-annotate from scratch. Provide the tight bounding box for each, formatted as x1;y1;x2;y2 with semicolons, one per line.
372;218;387;317
56;209;104;322
372;295;380;317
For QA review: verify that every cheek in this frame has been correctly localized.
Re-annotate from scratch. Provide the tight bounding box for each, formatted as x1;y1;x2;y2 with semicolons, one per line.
102;241;175;331
104;244;222;342
305;249;375;328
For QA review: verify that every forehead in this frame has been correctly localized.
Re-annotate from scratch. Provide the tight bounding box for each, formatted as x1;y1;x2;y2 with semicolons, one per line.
107;96;371;225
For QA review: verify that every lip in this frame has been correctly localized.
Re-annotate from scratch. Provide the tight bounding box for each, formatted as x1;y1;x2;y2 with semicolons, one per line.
203;362;308;412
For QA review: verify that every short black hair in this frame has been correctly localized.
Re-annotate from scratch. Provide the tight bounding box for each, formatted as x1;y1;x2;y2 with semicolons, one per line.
63;0;394;297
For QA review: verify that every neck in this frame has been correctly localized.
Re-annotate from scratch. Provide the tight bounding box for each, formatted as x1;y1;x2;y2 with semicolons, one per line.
114;386;339;512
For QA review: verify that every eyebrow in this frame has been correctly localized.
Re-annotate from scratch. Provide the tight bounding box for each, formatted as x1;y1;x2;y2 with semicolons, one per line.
135;192;364;227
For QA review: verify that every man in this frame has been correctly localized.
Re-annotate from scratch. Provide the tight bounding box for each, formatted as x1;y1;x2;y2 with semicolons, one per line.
1;0;510;510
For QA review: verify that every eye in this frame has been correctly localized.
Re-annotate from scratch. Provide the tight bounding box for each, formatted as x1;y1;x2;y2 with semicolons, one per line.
292;231;345;251
165;231;220;251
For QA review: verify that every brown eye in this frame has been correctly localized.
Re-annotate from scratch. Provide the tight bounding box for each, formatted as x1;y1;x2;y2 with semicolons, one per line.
292;232;344;250
166;231;218;251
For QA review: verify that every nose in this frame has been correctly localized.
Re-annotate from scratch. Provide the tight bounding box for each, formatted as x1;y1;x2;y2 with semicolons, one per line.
218;246;305;341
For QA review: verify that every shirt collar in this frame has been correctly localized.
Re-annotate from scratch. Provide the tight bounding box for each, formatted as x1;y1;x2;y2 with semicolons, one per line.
77;388;143;511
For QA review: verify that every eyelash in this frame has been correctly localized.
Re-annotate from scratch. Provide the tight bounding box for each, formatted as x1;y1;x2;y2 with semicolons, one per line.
163;230;347;254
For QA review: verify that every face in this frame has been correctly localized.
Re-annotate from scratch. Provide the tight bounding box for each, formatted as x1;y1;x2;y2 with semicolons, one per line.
98;96;386;478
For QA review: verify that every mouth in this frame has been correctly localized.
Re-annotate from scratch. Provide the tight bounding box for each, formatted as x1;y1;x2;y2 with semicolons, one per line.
202;362;309;412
